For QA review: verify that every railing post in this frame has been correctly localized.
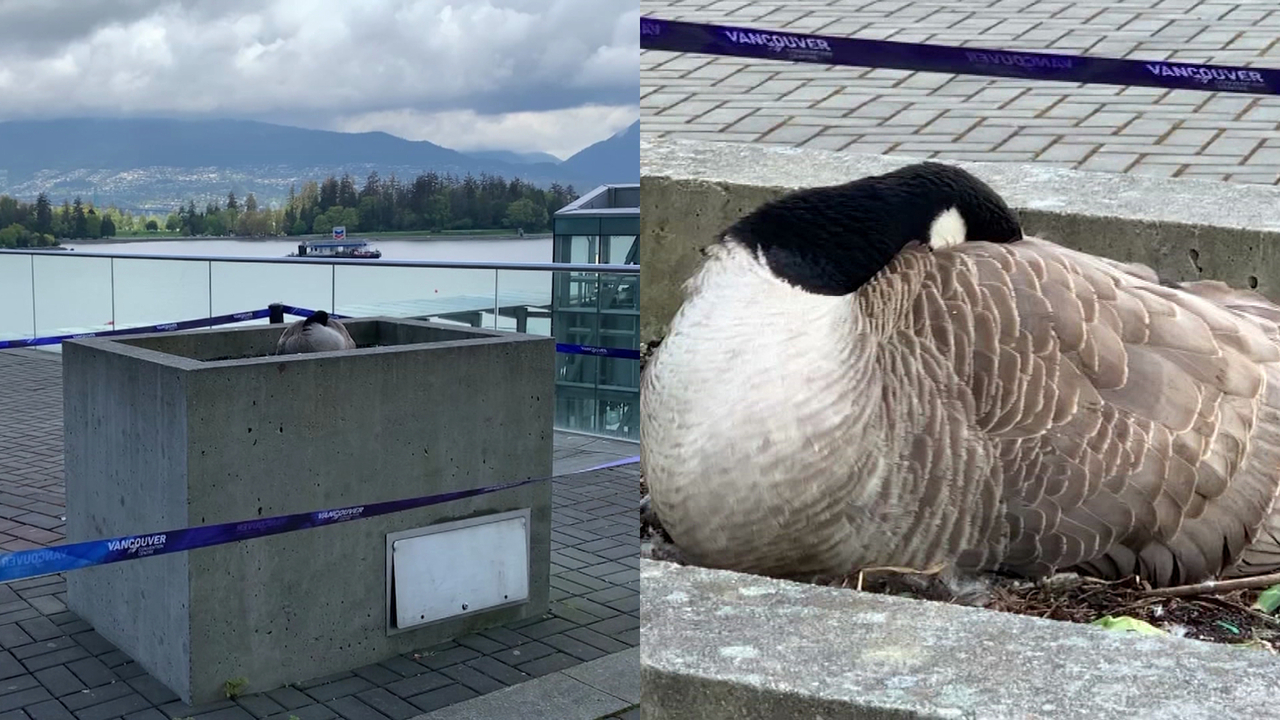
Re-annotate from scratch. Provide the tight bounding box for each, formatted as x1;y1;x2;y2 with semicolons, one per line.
269;303;285;324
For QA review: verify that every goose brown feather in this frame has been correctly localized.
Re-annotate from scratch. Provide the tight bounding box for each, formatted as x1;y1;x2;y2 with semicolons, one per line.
275;312;356;354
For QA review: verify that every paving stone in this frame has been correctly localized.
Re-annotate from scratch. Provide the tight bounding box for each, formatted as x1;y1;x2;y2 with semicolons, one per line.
23;600;62;619
22;648;90;674
158;699;237;718
112;663;145;680
384;673;451;700
540;634;608;662
62;659;114;689
295;672;354;691
125;676;177;705
123;710;169;720
32;668;84;699
233;695;285;719
67;634;112;658
303;677;374;704
563;627;630;654
451;635;504;656
606;595;641;614
263;704;334;720
475;628;529;648
0;629;33;652
512;618;577;640
263;687;312;711
24;701;73;720
641;0;1280;185
462;657;532;687
72;693;152;720
93;651;129;669
14;639;78;661
349;666;399;687
415;647;480;672
515;653;583;678
0;616;38;633
59;683;133;712
192;706;258;720
490;642;556;667
0;678;39;697
352;689;418;720
548;604;601;627
0;692;52;716
436;665;504;696
404;685;477;714
0;654;26;681
320;696;386;720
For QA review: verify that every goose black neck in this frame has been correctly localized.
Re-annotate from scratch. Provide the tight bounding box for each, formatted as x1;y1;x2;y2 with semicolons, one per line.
722;162;1021;296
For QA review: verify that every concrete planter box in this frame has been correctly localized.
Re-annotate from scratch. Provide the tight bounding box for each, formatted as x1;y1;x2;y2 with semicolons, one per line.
62;317;554;704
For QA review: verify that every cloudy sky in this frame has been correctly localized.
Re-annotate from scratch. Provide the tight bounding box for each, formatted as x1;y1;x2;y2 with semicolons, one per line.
0;0;639;159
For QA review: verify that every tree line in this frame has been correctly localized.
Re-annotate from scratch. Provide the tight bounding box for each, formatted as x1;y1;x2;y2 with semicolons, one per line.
0;170;579;247
0;194;117;248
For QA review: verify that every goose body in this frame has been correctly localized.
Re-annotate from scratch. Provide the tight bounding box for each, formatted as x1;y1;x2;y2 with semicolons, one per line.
641;163;1280;588
275;311;356;354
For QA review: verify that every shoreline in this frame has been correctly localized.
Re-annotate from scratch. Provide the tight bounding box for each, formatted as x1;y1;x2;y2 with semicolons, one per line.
64;232;552;246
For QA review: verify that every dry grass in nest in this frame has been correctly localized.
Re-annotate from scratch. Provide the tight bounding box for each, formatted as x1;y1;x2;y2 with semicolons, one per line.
640;494;1280;651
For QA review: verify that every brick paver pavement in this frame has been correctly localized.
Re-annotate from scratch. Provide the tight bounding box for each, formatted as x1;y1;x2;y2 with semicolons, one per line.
641;0;1280;184
0;349;638;720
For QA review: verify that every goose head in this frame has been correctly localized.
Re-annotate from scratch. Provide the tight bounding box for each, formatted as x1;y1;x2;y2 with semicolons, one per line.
723;161;1024;296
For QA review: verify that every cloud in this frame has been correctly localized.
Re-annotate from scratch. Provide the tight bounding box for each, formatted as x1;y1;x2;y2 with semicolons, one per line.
0;0;637;155
334;104;638;159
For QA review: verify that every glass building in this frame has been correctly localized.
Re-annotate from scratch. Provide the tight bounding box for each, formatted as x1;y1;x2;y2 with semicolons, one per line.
551;184;640;440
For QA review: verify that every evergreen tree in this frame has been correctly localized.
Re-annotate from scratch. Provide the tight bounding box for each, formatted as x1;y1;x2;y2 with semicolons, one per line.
34;193;53;235
71;197;88;238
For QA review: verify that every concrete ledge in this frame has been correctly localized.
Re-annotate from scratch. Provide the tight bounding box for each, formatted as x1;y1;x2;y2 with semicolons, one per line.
641;137;1280;343
414;649;639;720
641;559;1280;720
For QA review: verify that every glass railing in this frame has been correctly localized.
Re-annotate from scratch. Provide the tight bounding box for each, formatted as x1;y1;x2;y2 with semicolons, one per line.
0;249;641;441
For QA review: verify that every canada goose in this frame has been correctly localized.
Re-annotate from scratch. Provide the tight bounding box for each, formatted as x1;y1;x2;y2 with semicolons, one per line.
641;161;1280;590
275;310;356;354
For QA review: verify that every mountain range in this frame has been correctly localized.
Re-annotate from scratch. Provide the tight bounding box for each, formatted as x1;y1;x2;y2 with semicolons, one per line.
0;117;640;212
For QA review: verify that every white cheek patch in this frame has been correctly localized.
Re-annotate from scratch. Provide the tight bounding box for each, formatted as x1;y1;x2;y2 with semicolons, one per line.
927;206;967;250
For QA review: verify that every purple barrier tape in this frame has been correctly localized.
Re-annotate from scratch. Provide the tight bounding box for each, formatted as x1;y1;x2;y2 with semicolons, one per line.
0;309;271;350
556;343;641;360
0;455;640;584
280;305;350;320
283;307;640;360
640;16;1280;96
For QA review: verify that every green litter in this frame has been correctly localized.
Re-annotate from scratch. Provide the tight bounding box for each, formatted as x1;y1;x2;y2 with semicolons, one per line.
1091;615;1166;636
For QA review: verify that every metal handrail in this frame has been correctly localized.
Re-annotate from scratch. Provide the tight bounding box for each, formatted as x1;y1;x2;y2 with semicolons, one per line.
0;248;639;274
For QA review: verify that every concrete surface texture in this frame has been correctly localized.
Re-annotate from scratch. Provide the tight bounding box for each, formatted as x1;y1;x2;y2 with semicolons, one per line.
63;319;556;704
0;346;639;720
642;0;1280;185
641;559;1280;720
640;137;1280;344
412;649;639;720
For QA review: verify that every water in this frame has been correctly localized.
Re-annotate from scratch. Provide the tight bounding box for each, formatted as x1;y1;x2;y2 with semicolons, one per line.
60;234;553;263
1;235;562;342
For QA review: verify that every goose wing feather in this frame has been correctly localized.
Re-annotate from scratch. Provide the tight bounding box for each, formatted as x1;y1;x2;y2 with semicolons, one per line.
912;237;1280;585
275;317;356;354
